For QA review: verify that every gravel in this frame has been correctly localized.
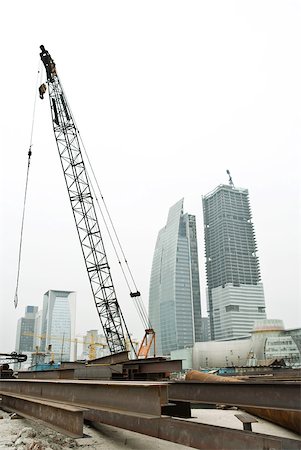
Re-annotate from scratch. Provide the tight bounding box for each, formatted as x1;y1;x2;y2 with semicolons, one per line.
0;409;189;450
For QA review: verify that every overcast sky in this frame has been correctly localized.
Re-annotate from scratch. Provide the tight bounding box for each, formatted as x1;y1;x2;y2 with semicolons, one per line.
0;1;300;352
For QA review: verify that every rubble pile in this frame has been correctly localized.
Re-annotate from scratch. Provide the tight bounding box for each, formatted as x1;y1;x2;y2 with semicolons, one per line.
0;409;182;449
0;412;78;450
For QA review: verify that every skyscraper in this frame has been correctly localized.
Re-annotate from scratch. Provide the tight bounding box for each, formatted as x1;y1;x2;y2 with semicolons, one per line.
15;306;38;354
203;183;266;340
149;199;202;355
40;290;76;362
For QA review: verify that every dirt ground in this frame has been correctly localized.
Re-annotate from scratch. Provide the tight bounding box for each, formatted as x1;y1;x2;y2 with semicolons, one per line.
0;409;190;450
0;407;300;450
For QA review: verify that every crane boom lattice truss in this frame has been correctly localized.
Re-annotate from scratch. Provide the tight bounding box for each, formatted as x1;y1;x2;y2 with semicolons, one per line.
40;46;131;355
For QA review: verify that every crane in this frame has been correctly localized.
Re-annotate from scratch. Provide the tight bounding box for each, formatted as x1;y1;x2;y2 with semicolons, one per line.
39;45;135;356
0;354;27;379
0;352;27;379
226;169;235;187
0;352;27;363
38;46;156;359
22;332;107;361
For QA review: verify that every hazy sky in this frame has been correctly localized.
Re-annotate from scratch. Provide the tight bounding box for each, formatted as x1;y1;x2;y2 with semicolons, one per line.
0;1;300;352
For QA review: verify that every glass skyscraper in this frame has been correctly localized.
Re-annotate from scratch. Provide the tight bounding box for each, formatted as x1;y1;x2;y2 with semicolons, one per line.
149;199;202;355
15;306;38;353
203;184;266;340
40;290;76;362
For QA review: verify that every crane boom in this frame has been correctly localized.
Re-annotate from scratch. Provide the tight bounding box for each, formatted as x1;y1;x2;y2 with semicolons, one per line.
39;45;134;355
0;352;27;363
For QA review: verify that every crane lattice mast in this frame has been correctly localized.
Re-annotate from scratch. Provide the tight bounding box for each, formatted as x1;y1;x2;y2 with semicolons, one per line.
39;45;132;355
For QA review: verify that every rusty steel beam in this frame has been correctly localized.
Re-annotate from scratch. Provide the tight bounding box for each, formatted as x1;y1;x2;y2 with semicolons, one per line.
17;369;75;380
88;351;129;365
168;381;301;411
18;358;182;381
124;359;182;374
2;378;299;413
85;409;301;450
1;393;84;437
74;364;123;380
1;379;300;448
0;379;168;417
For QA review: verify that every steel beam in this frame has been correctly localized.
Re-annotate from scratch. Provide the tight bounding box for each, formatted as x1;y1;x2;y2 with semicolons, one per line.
1;379;300;448
2;379;300;412
74;365;123;380
85;409;301;450
124;359;182;374
88;351;129;365
17;369;74;380
168;380;301;411
1;393;84;438
0;380;168;417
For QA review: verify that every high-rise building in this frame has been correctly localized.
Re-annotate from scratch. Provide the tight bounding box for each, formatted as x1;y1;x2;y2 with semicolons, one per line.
15;306;38;354
80;329;109;360
200;317;210;342
40;290;76;362
203;183;266;340
33;309;42;350
149;199;202;355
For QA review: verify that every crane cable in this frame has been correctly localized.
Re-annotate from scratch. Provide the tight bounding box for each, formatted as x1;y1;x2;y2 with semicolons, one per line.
57;79;151;330
14;66;41;308
77;130;150;329
84;159;150;330
78;134;150;330
82;148;150;328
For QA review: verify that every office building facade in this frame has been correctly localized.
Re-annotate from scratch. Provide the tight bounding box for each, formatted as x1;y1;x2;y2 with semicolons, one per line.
15;306;38;354
40;290;76;362
149;199;202;355
200;317;210;342
203;184;266;340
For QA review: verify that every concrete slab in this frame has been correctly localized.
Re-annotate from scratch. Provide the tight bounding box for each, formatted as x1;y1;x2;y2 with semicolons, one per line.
188;408;301;440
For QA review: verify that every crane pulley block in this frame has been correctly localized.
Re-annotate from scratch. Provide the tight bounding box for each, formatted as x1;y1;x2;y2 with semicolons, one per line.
39;83;47;99
130;291;141;298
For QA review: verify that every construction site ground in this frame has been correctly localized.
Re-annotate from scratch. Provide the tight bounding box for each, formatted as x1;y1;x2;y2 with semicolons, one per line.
0;408;300;450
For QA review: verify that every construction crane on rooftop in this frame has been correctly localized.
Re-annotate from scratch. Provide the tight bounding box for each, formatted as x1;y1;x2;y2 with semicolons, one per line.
22;332;107;361
226;169;235;187
38;45;155;359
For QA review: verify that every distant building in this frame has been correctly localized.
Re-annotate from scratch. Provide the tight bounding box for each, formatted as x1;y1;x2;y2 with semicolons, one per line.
32;309;42;350
80;329;109;360
148;199;202;355
200;317;210;342
203;183;266;340
15;306;38;354
40;290;76;362
171;320;301;369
